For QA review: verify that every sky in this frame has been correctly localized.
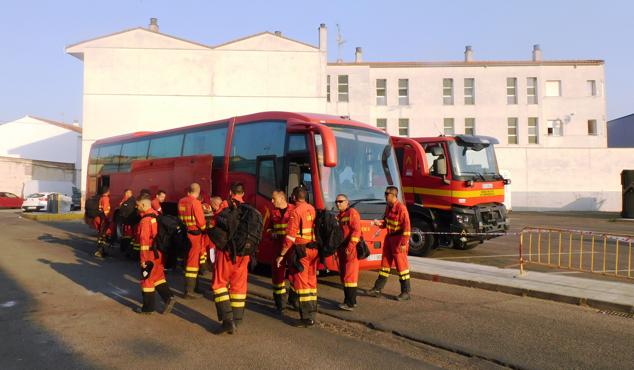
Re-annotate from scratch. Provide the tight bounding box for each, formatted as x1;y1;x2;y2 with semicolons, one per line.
0;0;632;125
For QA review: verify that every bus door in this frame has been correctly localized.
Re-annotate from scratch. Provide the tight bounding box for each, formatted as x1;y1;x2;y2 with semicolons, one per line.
285;153;314;205
97;175;110;195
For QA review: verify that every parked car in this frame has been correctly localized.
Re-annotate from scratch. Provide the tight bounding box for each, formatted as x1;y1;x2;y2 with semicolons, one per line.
21;192;72;212
0;192;23;209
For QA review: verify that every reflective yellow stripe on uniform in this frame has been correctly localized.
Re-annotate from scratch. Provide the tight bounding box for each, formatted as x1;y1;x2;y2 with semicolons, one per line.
142;287;155;292
340;217;350;222
214;295;229;302
140;245;150;251
344;282;358;287
214;287;228;294
154;279;166;286
231;301;246;308
299;296;317;302
350;236;360;242
402;231;411;236
230;294;247;300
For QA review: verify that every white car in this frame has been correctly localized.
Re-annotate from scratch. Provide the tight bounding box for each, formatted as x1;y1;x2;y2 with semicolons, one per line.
22;192;72;212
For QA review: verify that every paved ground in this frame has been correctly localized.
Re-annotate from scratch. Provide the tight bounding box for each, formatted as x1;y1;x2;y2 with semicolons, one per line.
430;211;634;282
2;209;634;369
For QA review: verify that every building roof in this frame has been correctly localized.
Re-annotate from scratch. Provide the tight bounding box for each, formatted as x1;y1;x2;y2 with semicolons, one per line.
328;60;605;68
1;115;82;134
608;113;634;123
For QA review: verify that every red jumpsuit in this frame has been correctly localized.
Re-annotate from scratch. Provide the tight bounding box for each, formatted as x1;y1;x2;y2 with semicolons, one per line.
138;208;173;312
337;207;361;307
212;196;250;325
268;203;295;310
372;200;411;294
151;197;163;214
282;200;318;322
94;195;112;240
178;195;207;295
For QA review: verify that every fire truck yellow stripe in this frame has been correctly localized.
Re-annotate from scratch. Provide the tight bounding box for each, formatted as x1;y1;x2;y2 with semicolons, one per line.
403;187;504;198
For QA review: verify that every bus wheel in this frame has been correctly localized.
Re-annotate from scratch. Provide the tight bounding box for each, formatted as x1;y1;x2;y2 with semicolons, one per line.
408;220;435;257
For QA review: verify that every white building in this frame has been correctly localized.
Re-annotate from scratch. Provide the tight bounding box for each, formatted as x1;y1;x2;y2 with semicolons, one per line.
0;115;82;195
65;19;633;211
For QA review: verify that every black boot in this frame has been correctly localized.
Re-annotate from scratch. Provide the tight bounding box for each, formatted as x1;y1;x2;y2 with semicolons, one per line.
338;287;354;311
183;277;200;299
156;283;176;314
396;279;411;301
136;291;155;314
367;275;388;297
288;289;299;311
273;292;286;312
350;286;358;307
233;306;245;328
213;290;232;321
194;276;206;295
222;319;237;334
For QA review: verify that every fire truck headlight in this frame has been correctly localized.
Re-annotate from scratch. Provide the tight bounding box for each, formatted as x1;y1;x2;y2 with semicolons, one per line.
456;214;472;225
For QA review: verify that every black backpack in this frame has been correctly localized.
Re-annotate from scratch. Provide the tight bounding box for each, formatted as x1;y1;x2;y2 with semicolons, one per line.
118;196;139;225
314;210;344;258
209;201;263;259
142;214;191;258
85;195;100;218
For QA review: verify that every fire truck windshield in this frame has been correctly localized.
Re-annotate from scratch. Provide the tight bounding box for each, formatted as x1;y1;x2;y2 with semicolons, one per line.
317;126;401;205
448;141;501;181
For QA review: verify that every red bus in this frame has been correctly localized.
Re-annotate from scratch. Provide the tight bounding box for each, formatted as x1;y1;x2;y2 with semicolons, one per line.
85;111;403;271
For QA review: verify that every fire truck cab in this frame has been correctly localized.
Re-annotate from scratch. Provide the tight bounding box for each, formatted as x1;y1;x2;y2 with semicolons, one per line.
392;135;509;256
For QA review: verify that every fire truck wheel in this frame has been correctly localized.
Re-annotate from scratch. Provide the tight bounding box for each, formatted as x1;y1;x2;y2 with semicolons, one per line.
408;220;435;257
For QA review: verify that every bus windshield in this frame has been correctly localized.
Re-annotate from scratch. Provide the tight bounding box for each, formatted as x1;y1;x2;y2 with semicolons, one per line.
317;126;401;205
447;140;501;181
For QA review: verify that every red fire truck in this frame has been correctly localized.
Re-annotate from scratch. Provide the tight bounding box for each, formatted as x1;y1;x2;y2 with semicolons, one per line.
85;112;403;270
392;135;509;256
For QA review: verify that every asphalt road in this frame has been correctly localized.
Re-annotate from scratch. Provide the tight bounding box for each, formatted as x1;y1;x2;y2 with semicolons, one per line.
430;211;634;281
1;210;634;369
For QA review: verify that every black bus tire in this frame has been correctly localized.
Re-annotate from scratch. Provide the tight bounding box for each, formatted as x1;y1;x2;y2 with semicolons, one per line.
408;220;435;257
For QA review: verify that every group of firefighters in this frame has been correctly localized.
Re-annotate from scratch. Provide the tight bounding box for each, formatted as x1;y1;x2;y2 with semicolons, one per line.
92;182;413;334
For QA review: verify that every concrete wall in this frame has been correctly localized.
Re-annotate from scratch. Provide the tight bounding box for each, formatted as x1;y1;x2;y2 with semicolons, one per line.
0;156;76;197
497;147;634;211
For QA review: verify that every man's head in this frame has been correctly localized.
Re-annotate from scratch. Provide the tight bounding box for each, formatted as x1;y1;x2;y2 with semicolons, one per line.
123;188;133;198
188;183;201;198
156;190;166;203
271;190;287;209
230;182;245;197
293;186;307;202
335;193;349;212
139;188;151;199
137;198;152;213
384;186;399;205
210;196;223;212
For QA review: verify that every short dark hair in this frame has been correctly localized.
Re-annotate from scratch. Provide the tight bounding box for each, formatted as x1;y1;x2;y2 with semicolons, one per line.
385;186;399;195
138;193;152;201
156;190;166;196
293;186;307;200
139;188;151;197
336;193;348;200
124;188;132;193
230;182;245;195
101;187;110;195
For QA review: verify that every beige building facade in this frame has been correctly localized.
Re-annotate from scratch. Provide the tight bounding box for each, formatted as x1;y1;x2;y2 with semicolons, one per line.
67;20;629;211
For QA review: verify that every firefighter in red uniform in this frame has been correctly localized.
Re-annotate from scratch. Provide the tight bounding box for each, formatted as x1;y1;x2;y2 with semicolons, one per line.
94;187;111;257
178;183;207;299
212;183;250;334
368;186;412;301
151;190;166;214
135;198;176;315
335;194;361;310
276;186;318;327
129;189;152;259
268;190;295;312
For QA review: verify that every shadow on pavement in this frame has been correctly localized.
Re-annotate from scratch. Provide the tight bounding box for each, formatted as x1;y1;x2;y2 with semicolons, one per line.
0;267;94;369
36;233;218;333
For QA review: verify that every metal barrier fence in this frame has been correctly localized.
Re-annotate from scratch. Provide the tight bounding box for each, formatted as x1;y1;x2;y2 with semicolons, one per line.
519;227;634;279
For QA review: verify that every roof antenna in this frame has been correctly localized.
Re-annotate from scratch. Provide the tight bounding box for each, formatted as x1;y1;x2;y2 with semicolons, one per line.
336;24;346;63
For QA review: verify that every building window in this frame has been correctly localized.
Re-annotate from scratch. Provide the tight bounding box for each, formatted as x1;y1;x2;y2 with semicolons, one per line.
338;75;349;102
547;119;563;136
443;78;454;105
545;80;561;97
506;77;517;104
443;118;455;135
398;118;409;136
528;117;539;144
398;79;409;105
326;75;330;102
376;118;387;132
588;119;598;135
587;80;597;96
465;118;475;135
507;117;518;144
464;78;475;105
527;77;538;104
376;79;386;105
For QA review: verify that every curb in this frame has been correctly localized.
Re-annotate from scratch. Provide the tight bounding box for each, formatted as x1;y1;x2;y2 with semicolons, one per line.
21;212;85;222
408;270;634;314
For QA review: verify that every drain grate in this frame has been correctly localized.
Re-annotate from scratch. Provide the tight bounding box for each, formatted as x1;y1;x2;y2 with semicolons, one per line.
598;310;634;319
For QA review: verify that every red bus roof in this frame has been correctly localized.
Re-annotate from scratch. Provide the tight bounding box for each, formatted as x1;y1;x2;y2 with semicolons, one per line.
93;111;384;146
